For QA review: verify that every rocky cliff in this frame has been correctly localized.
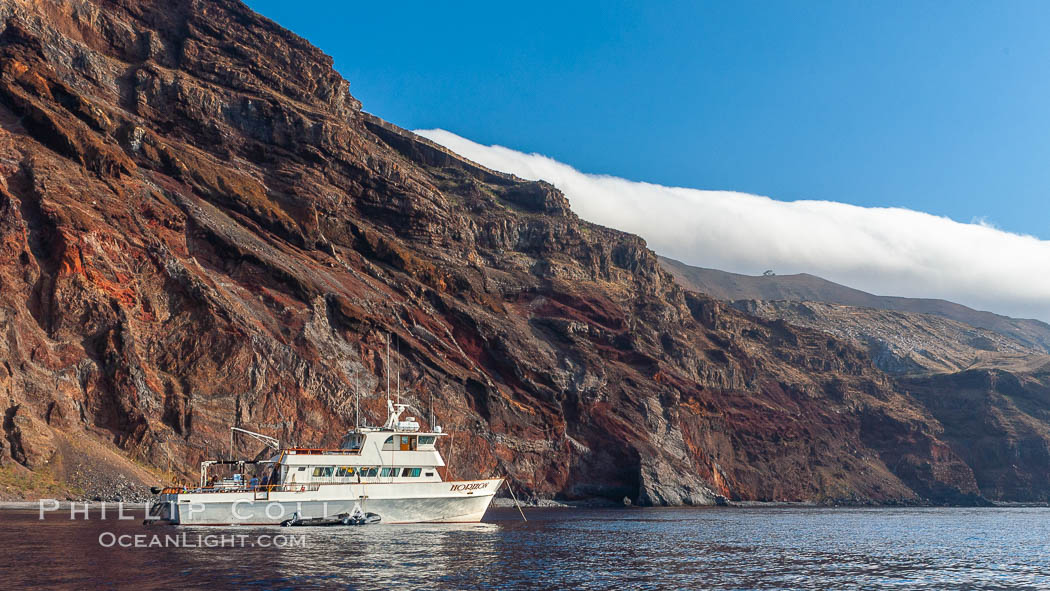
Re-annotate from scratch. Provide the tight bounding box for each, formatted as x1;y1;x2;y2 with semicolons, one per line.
660;256;1050;355
661;257;1050;502
899;369;1050;502
730;299;1050;376
0;0;986;504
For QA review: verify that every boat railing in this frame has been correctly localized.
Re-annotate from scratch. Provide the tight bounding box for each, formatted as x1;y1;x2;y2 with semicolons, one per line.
162;483;322;494
285;447;363;455
255;483;322;492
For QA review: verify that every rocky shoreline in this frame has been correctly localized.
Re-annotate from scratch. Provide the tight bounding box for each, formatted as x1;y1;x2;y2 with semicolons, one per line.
491;494;1011;509
5;498;1044;512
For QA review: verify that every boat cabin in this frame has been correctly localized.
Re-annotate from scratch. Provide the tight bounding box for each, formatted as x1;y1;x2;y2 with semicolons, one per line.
202;402;448;489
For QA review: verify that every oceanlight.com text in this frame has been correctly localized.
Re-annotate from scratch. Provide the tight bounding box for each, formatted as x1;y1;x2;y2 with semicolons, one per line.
97;532;307;548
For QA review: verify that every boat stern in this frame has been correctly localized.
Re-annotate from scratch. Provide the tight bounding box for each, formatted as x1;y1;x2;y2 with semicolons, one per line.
144;489;181;524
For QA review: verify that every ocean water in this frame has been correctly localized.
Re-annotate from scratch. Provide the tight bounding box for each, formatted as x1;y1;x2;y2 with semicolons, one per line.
1;505;1048;590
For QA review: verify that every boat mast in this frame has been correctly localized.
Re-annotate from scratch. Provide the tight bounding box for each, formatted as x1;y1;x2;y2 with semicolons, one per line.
355;370;360;431
396;336;400;406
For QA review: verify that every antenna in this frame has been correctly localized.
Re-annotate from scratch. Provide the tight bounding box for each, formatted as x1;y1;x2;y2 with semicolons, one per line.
355;370;360;431
396;336;400;406
230;426;280;450
386;333;390;409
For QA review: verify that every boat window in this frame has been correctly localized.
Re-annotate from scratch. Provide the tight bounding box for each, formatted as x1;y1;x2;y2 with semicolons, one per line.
380;467;392;477
368;467;379;477
384;436;393;444
297;467;306;471
410;468;421;477
312;467;334;477
336;467;356;477
418;436;436;445
346;434;363;450
425;472;434;477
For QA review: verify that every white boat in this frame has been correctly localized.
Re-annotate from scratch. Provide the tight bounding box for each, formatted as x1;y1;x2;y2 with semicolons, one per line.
148;402;504;525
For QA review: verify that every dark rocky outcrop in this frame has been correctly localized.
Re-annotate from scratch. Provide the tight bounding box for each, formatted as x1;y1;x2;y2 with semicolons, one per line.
0;0;983;505
662;245;1050;503
899;369;1050;502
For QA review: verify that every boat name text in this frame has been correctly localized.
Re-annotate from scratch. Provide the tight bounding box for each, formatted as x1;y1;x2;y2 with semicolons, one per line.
449;482;488;492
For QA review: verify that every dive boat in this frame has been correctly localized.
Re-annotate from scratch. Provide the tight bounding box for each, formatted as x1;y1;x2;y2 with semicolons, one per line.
148;402;504;525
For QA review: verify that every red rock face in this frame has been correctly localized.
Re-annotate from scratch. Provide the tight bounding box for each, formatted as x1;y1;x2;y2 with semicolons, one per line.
0;0;981;504
899;369;1050;503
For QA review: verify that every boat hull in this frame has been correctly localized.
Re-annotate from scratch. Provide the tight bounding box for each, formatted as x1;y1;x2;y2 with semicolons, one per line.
151;478;504;525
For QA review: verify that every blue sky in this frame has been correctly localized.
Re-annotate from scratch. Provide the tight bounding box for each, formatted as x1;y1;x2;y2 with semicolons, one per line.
247;0;1050;239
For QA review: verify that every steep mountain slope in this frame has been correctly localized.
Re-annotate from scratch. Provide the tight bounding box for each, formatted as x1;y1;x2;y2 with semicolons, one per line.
659;258;1050;503
731;300;1050;376
660;256;1050;354
899;369;1050;502
0;0;985;505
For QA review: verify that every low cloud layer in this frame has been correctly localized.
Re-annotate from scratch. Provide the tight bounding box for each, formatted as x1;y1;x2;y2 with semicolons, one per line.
416;129;1050;322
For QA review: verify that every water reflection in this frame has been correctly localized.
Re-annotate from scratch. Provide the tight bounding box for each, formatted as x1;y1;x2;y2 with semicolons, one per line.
158;521;504;589
2;506;1050;589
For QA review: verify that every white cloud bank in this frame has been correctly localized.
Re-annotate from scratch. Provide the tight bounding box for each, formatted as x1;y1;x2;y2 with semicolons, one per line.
416;129;1050;322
